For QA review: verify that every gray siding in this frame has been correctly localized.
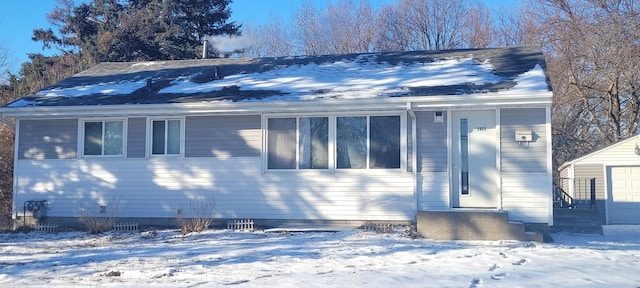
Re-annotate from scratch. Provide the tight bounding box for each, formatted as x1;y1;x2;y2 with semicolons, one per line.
574;164;606;222
127;117;146;158
500;108;547;172
18;119;77;160
416;111;447;172
185;115;261;158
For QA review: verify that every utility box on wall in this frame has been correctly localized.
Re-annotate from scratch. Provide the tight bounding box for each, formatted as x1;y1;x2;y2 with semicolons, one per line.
515;130;533;142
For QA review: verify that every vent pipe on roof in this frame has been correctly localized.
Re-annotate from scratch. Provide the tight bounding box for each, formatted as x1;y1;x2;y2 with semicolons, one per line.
202;40;209;59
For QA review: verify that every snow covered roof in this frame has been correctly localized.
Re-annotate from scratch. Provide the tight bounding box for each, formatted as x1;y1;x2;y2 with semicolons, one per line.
4;46;551;108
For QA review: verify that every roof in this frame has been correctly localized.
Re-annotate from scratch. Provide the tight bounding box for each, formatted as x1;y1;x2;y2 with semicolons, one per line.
558;134;640;170
3;46;551;109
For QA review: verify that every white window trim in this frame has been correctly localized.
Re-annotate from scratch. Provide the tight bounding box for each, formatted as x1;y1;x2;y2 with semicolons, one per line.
79;118;127;158
263;112;407;172
147;117;185;157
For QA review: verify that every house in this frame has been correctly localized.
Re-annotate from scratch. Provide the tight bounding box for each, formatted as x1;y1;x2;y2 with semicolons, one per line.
557;134;640;224
0;46;554;239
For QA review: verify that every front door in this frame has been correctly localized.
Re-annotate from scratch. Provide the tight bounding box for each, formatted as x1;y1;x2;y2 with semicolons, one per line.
452;110;498;208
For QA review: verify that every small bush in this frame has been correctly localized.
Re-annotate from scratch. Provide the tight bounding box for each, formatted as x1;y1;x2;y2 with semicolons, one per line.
79;197;122;234
177;199;216;234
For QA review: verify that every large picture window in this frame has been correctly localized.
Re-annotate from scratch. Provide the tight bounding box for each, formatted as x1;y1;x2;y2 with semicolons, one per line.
267;117;329;169
151;119;181;155
83;120;124;156
267;115;400;170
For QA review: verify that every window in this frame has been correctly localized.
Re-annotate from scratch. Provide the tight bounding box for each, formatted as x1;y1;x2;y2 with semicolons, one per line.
267;117;329;169
267;115;400;170
151;119;181;155
337;116;400;169
83;120;124;156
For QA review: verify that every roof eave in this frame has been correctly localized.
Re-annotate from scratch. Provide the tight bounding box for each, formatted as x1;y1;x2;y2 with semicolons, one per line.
0;91;553;118
558;133;640;170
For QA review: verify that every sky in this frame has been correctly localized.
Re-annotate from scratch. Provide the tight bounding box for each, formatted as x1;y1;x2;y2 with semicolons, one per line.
0;0;514;74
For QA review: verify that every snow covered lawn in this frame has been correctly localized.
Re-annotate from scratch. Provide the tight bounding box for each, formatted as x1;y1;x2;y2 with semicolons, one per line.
1;226;639;287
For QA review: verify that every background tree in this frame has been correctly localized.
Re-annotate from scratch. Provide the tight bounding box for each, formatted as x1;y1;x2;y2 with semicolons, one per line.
527;0;640;167
0;37;13;226
32;0;241;62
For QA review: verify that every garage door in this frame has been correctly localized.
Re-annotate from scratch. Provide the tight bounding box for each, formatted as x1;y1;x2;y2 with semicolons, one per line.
608;166;640;224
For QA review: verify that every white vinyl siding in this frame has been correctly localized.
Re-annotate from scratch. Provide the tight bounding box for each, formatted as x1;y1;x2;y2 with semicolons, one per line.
500;108;550;223
14;158;414;221
415;111;448;210
562;134;640;166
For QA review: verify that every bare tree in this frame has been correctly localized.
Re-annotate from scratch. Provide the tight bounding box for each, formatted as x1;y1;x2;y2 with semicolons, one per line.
397;0;472;50
241;15;295;58
463;1;495;48
375;5;414;52
529;0;640;165
494;4;540;47
290;0;378;55
292;1;327;55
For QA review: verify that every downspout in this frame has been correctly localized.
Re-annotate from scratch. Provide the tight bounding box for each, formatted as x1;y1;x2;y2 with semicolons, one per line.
406;102;418;218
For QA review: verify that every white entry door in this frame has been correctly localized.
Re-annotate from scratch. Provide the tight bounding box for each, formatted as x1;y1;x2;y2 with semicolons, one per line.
452;110;498;208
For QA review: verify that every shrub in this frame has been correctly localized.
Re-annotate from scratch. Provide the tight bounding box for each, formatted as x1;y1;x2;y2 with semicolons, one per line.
79;196;122;234
177;199;216;234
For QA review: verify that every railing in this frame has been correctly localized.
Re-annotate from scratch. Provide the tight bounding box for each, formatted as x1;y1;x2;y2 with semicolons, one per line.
553;184;574;208
556;177;596;209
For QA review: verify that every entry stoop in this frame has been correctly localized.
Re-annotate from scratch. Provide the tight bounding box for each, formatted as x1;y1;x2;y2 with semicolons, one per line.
416;211;544;242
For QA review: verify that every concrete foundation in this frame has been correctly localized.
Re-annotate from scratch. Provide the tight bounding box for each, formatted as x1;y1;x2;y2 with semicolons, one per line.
416;210;546;242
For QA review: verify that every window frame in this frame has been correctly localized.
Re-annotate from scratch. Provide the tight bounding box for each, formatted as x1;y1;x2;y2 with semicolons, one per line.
79;118;126;158
264;112;406;172
266;116;331;170
147;117;184;157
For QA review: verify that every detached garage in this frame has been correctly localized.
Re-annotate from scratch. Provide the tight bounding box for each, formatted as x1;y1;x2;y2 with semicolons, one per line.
558;134;640;224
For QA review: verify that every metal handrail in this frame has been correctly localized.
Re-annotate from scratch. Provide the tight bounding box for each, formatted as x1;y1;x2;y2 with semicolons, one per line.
553;184;574;208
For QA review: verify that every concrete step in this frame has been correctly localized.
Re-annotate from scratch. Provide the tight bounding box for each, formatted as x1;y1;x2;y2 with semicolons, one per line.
417;210;544;242
552;208;603;234
550;225;603;234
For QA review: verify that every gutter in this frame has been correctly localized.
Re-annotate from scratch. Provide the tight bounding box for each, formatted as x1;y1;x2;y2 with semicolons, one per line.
0;114;15;130
406;102;419;217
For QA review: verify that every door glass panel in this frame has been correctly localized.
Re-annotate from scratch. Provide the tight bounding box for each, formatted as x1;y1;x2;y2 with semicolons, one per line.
460;118;469;195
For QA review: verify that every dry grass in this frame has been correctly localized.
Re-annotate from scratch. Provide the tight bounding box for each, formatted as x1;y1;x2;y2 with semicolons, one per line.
177;199;216;234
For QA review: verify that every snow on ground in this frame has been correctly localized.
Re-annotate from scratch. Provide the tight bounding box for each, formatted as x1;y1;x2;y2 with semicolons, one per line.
1;226;639;287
